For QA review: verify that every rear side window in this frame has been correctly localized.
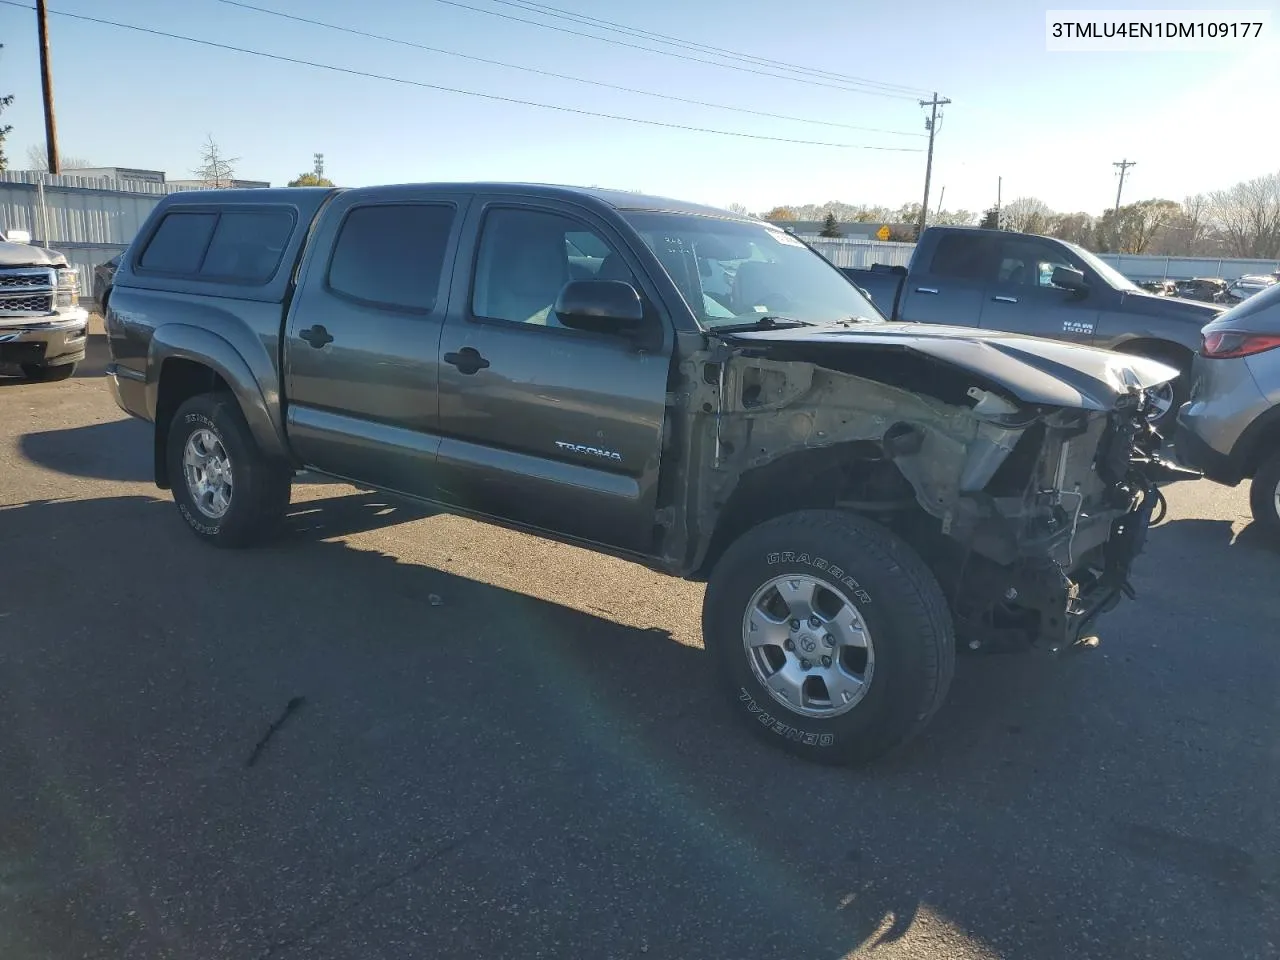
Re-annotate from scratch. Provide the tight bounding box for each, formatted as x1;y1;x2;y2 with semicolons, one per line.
137;208;294;283
928;234;998;282
138;212;217;273
327;204;456;312
200;211;294;282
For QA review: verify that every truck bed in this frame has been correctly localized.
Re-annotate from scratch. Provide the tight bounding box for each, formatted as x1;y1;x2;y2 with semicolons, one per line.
840;265;906;320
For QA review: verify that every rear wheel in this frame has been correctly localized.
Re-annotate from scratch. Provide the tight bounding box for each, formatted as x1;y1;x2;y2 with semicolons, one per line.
703;510;955;766
20;362;76;382
1249;449;1280;541
166;392;292;548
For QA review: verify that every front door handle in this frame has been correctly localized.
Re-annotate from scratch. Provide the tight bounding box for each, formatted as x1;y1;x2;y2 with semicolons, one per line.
299;325;334;348
443;346;490;375
991;295;1019;304
915;287;940;295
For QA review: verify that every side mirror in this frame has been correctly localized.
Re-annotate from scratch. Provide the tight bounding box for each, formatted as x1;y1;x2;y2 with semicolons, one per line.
554;279;645;334
1052;265;1088;293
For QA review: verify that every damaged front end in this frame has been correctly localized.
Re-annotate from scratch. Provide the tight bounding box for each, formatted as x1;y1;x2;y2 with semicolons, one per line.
681;326;1184;654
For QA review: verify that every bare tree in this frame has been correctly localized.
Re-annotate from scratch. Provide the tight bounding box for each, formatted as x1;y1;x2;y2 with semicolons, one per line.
726;202;752;217
1002;197;1053;234
1180;193;1212;254
850;205;892;223
24;144;94;171
1046;212;1096;246
193;136;240;189
1209;173;1280;259
934;209;977;226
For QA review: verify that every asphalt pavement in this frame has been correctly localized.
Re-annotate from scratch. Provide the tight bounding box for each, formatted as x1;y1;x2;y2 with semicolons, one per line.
1;327;1278;959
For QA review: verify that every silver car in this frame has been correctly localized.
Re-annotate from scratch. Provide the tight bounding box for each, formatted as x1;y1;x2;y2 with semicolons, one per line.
1176;282;1280;535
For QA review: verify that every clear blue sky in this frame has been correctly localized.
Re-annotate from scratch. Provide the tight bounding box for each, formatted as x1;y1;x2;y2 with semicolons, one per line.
1;0;1275;215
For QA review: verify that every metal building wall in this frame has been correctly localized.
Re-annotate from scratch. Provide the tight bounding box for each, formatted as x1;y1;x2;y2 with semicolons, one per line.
0;171;198;291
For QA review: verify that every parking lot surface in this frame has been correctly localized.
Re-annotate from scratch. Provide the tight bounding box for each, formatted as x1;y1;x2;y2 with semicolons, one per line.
2;329;1278;959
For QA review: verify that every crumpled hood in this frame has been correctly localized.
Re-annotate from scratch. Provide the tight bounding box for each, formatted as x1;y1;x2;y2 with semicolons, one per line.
0;240;66;267
719;322;1180;412
1119;289;1224;323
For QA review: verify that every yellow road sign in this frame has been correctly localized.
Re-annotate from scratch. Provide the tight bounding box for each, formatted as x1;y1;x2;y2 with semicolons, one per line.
876;225;891;241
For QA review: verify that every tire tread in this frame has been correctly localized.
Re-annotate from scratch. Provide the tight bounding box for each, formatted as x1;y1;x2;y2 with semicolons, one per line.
705;509;955;764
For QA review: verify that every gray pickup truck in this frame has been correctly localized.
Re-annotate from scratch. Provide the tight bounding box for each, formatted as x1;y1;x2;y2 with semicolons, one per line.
842;226;1224;429
105;184;1183;766
0;230;90;381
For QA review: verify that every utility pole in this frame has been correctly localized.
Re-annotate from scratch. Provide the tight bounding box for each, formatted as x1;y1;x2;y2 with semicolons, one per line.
35;0;60;174
313;152;325;179
1113;158;1136;213
916;92;950;238
935;185;946;221
996;176;1002;229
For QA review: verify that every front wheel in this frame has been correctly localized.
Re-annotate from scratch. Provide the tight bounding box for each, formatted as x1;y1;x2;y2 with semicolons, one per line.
1249;449;1280;541
166;393;292;548
703;510;955;766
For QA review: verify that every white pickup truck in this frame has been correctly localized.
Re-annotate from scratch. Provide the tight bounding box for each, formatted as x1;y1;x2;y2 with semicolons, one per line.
0;229;89;381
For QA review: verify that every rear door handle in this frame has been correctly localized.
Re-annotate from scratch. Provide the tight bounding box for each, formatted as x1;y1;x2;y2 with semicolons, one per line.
443;346;490;375
991;296;1019;304
299;325;334;348
915;287;939;295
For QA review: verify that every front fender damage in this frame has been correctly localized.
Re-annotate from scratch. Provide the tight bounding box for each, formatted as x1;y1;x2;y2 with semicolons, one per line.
675;344;1167;653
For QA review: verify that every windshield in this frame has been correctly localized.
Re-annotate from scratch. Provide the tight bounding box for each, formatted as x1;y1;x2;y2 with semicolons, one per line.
1063;241;1140;292
620;211;882;329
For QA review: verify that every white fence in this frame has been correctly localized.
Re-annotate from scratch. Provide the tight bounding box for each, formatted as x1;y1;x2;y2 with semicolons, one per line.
1098;253;1280;281
802;236;915;269
801;234;1279;282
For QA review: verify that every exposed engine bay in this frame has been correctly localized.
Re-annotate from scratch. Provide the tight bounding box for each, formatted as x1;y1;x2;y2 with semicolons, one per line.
675;326;1188;653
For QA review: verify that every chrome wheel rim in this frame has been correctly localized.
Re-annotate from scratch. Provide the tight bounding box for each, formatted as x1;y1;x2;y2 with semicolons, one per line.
182;428;233;519
1273;477;1280;522
1146;382;1175;422
742;574;875;719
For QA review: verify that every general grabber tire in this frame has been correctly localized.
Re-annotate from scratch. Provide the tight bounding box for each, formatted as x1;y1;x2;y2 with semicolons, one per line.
703;510;955;766
166;393;292;548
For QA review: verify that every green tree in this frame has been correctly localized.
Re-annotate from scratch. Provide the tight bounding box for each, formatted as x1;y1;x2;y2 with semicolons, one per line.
0;45;12;172
288;172;336;187
979;207;1000;229
1096;199;1182;254
819;212;842;237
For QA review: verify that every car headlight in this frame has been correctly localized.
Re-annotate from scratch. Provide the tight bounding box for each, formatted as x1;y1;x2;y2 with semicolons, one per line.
56;269;79;307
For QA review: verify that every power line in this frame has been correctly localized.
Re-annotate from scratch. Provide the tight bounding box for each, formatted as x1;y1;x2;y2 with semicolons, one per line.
486;0;930;96
417;0;926;99
214;0;924;137
0;2;922;151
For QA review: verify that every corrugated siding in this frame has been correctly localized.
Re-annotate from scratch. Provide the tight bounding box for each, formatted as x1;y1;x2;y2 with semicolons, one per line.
800;236;916;268
0;173;203;294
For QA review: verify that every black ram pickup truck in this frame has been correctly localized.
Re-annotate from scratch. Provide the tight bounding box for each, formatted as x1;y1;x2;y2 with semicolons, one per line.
842;226;1224;430
105;184;1182;766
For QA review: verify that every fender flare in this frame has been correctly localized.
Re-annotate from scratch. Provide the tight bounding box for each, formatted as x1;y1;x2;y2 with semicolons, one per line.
146;324;289;460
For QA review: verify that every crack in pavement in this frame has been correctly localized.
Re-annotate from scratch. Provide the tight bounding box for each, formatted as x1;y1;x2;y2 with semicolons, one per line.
254;830;476;959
